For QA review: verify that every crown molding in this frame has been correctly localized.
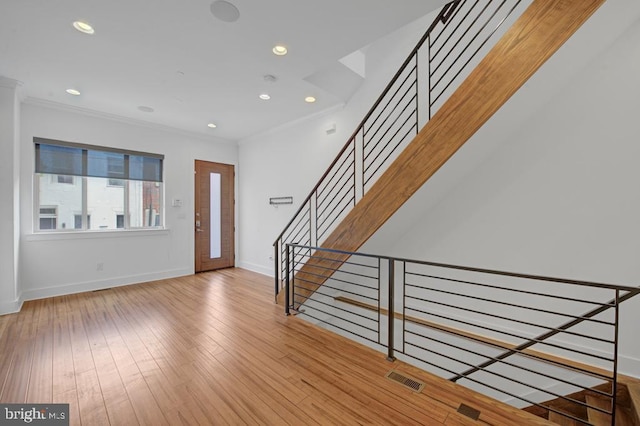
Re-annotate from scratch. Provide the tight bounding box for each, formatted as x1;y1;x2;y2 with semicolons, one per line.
238;102;345;146
0;76;23;90
22;97;237;145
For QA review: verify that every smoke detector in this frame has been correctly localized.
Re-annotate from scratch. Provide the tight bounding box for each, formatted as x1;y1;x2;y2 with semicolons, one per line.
210;1;240;23
263;74;278;84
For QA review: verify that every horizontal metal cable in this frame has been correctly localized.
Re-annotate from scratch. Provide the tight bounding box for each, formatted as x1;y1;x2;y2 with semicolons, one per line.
401;317;614;384
404;339;611;417
293;266;378;292
296;305;380;340
405;305;614;363
301;296;378;326
293;258;379;284
397;348;604;426
405;285;616;339
293;277;378;303
404;327;613;400
405;270;615;308
295;251;378;271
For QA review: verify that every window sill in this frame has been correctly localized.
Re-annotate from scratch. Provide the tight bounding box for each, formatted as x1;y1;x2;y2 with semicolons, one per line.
25;228;170;242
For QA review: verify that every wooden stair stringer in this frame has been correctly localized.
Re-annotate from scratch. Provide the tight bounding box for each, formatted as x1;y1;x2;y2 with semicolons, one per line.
288;0;607;308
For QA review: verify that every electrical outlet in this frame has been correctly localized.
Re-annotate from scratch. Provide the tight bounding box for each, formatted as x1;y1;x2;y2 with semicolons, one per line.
97;262;104;271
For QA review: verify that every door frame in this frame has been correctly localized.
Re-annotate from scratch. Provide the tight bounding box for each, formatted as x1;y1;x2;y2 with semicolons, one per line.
194;160;235;273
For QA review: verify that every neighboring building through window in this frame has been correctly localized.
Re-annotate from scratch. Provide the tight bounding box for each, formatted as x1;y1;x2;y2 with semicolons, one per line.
34;138;164;232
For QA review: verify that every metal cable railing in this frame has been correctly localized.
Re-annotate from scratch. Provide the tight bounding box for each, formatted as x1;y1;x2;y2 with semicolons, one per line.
284;243;640;426
273;0;532;299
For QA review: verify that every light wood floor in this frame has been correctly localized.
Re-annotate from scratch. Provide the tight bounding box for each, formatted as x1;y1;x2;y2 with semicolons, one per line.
0;268;552;425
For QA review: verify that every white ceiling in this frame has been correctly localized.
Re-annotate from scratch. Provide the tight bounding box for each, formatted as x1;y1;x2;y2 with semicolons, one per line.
0;0;446;142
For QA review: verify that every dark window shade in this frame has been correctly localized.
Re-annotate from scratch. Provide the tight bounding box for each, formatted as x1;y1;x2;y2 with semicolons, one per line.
35;138;163;182
88;150;125;179
35;144;83;177
129;155;163;182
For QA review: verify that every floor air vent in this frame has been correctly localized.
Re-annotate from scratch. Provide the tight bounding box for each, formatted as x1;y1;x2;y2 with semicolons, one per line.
457;403;481;421
385;370;425;393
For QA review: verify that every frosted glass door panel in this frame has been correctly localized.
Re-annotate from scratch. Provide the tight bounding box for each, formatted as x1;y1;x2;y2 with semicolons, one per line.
210;173;222;259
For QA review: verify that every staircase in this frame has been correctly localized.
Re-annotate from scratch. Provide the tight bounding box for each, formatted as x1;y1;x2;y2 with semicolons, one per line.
274;0;606;308
524;381;640;425
272;2;640;424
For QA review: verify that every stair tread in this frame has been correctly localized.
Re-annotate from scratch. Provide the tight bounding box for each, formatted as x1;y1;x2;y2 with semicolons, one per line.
585;395;612;426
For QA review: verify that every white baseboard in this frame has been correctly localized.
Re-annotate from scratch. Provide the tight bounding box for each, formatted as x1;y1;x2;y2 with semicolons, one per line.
0;296;23;316
238;261;274;277
619;354;640;378
21;268;192;303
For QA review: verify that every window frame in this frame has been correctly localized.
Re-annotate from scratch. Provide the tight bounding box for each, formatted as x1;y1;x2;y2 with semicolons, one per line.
33;138;164;233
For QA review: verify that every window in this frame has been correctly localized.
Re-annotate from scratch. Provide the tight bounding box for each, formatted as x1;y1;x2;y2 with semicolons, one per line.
39;206;57;230
56;175;74;184
34;138;164;232
74;214;91;229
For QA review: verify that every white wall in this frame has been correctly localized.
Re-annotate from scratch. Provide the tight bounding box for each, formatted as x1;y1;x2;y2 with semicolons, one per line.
0;77;21;314
361;2;640;377
237;10;440;275
19;102;238;302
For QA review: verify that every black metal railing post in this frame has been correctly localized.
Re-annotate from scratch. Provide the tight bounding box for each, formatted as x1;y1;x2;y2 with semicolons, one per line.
612;289;620;426
285;244;290;316
387;259;395;362
274;242;279;303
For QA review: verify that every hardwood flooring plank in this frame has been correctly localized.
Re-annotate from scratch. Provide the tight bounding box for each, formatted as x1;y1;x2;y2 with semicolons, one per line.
75;369;110;425
54;388;81;426
52;301;77;398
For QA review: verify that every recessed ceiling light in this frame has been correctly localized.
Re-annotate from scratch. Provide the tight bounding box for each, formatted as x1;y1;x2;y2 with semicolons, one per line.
207;123;217;128
73;21;94;35
138;106;154;113
272;45;288;56
259;94;271;100
210;1;240;23
66;89;81;96
305;96;317;103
